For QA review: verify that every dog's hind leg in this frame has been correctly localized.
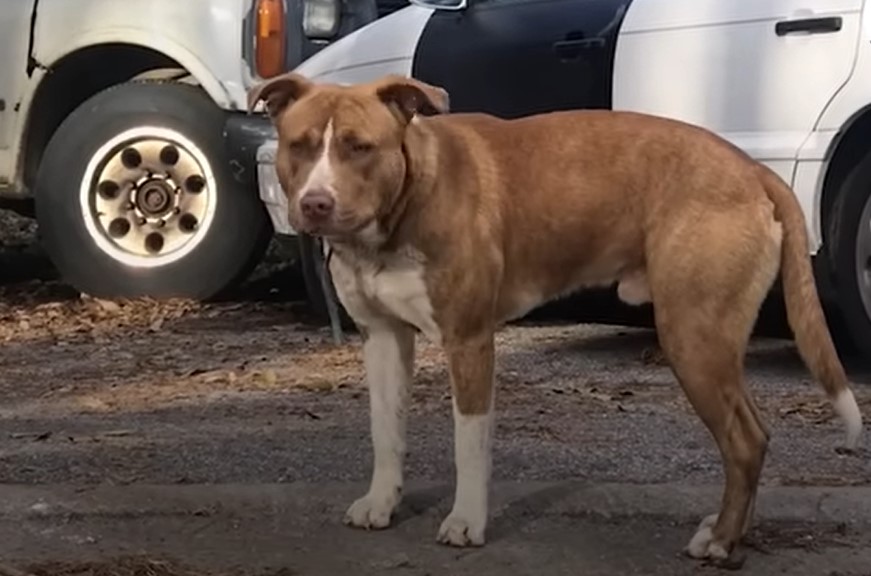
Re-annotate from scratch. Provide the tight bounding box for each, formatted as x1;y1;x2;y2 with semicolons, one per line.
656;301;771;566
647;207;781;566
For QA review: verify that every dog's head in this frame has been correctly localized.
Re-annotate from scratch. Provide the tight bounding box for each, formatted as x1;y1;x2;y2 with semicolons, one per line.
248;73;450;243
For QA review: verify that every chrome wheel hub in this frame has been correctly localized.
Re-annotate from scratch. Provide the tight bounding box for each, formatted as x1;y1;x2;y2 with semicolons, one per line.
81;127;217;268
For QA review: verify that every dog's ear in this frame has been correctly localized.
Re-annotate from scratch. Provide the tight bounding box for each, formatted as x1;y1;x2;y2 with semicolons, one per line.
374;75;450;123
247;72;314;119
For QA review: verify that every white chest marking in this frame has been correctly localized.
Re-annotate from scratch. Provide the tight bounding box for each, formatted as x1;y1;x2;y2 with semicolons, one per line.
330;254;442;344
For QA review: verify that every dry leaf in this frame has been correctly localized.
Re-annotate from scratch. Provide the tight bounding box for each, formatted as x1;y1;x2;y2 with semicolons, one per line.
78;397;111;412
201;370;231;384
0;292;201;344
302;379;334;392
94;299;121;313
252;370;278;386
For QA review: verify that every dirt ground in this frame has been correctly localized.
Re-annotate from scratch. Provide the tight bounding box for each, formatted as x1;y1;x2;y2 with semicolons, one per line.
1;208;870;576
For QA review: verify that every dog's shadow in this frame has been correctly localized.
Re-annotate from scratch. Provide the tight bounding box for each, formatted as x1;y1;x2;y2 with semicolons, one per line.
391;481;582;547
391;484;453;526
485;481;583;544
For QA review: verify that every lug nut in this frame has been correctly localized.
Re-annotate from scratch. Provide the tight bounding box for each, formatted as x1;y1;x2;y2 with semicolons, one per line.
145;232;164;254
108;218;131;238
185;174;206;193
179;213;199;233
97;180;120;200
121;147;142;169
160;145;180;166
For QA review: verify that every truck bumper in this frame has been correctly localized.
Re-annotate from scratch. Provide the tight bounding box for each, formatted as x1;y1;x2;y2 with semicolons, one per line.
222;114;295;236
255;139;295;236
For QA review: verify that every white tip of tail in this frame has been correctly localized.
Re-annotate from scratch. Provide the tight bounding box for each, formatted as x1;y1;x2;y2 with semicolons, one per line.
833;389;863;451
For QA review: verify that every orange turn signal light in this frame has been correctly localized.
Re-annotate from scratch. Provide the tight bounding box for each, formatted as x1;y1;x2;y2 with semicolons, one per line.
255;0;286;78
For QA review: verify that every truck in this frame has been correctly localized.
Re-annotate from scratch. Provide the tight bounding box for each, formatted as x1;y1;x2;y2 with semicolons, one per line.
0;0;403;299
260;0;871;358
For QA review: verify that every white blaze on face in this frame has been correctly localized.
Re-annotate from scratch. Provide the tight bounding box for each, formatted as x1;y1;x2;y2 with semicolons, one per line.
299;119;336;200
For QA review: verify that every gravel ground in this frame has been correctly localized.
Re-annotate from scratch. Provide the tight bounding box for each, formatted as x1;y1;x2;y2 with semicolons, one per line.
0;207;868;488
1;207;870;575
1;312;869;488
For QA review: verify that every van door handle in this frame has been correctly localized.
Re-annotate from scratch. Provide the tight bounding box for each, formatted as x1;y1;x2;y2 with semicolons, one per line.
775;16;842;36
552;37;605;61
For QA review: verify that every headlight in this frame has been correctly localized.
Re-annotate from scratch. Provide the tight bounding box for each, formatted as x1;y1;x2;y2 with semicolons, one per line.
303;0;341;39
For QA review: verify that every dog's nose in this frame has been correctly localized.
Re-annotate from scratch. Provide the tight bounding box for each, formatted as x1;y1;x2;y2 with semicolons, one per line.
300;190;335;220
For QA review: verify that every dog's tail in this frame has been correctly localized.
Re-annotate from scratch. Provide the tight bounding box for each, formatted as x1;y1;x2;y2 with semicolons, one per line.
759;166;862;451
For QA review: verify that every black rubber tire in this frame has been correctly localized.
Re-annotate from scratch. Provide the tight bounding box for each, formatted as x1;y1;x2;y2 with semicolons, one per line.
827;149;871;359
34;81;271;300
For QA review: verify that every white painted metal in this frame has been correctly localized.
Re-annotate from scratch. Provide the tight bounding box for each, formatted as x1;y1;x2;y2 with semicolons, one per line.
294;6;433;83
0;0;37;182
0;0;258;196
261;0;871;253
614;0;865;250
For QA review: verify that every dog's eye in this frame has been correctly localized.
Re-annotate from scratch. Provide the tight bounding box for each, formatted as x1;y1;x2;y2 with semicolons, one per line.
288;139;309;153
341;135;375;155
351;141;375;154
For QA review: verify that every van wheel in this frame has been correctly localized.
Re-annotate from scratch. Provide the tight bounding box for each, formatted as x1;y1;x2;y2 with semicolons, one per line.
35;81;271;300
828;149;871;358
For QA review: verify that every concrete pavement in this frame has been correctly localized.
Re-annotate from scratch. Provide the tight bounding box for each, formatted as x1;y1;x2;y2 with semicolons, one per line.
2;481;871;575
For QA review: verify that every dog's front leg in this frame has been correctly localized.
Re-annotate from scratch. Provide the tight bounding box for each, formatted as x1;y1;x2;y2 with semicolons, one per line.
437;332;496;547
344;321;416;530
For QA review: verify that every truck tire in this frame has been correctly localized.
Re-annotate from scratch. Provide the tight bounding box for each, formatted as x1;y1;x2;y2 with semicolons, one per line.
35;81;271;300
828;148;871;359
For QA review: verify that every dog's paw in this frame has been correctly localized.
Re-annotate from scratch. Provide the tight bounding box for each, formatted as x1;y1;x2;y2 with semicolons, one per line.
684;514;728;560
343;492;398;530
437;512;486;547
683;513;747;570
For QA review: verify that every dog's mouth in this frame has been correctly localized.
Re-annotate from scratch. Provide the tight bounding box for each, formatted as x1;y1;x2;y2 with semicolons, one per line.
294;211;375;240
296;219;328;236
325;216;378;241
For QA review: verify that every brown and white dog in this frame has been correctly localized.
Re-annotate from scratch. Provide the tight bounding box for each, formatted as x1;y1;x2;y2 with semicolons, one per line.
248;73;863;564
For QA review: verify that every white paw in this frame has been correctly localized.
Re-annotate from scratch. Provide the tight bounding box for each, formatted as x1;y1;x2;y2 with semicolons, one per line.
684;514;729;560
343;491;399;530
437;511;487;547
